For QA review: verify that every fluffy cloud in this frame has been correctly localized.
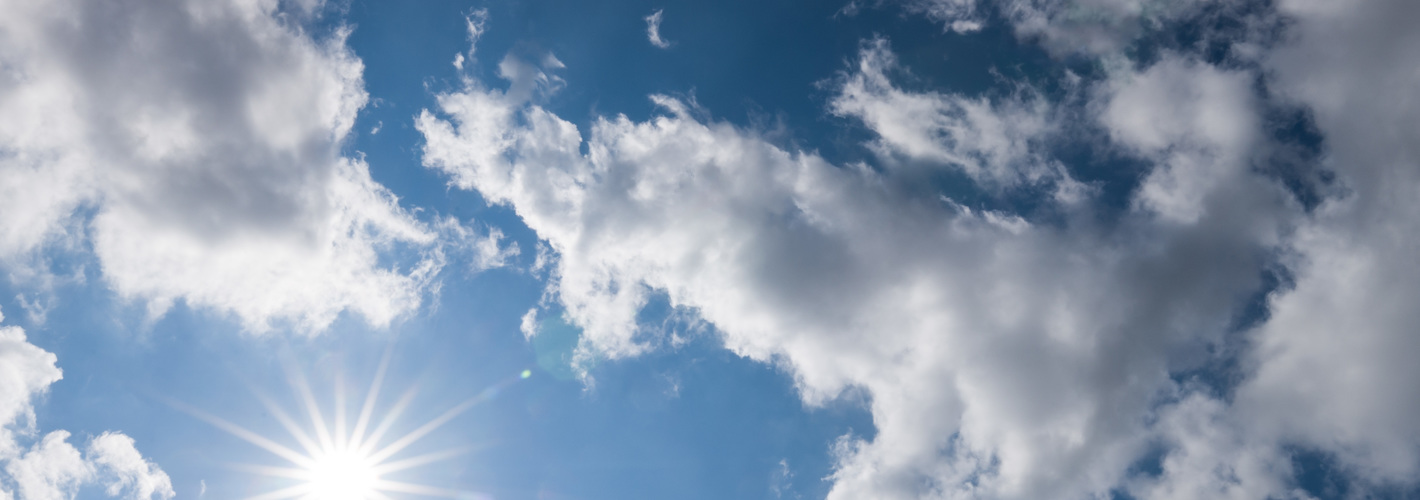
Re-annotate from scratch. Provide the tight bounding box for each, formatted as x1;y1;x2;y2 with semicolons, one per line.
4;431;90;500
1126;394;1305;500
905;0;1420;497
0;313;62;460
1228;0;1420;487
0;308;174;500
0;0;444;332
1099;54;1272;224
416;20;1312;497
86;433;174;500
416;0;1420;497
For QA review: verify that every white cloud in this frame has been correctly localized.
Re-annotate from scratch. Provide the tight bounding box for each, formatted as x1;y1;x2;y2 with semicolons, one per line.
1126;394;1309;500
1099;54;1272;224
0;308;174;500
645;9;672;49
435;217;520;273
895;0;1420;496
420;34;1296;499
902;0;984;33
771;459;797;499
465;9;490;58
453;9;490;71
1228;0;1420;487
0;0;445;333
4;431;91;500
830;38;1077;194
904;0;1223;55
418;1;1420;497
86;433;174;500
0;312;62;459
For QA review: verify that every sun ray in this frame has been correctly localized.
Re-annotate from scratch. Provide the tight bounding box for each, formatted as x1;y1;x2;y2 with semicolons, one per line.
372;480;466;498
366;398;477;464
370;447;473;476
367;492;398;500
183;356;523;500
167;398;314;468
334;370;348;452
349;348;393;453
288;368;336;454
243;483;313;500
357;385;420;456
255;392;324;458
232;464;310;480
367;376;526;463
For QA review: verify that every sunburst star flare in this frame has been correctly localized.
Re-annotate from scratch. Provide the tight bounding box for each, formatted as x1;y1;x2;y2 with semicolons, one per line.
173;353;524;500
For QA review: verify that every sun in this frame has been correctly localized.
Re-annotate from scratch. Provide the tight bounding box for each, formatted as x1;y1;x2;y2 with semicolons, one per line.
178;353;529;500
306;449;379;500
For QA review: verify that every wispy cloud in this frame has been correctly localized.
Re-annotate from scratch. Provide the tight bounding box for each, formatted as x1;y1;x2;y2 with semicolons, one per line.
645;9;672;49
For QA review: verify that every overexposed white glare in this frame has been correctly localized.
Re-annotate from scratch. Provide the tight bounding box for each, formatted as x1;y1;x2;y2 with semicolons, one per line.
181;352;514;500
307;450;378;500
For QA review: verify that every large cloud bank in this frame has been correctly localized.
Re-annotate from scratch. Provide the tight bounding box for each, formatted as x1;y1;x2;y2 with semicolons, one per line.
420;0;1420;498
0;0;459;332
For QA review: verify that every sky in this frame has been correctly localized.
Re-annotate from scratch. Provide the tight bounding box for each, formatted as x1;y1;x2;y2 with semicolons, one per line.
1;0;1419;499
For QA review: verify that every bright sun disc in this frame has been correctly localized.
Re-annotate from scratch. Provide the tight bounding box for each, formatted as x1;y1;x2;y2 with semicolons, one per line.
307;450;379;500
183;355;533;500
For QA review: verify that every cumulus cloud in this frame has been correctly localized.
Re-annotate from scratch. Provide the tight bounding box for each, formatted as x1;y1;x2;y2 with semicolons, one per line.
0;0;444;332
901;0;1420;497
0;310;62;459
1126;394;1306;500
0;308;174;500
645;9;672;49
1228;0;1420;488
417;26;1310;498
86;433;174;500
1099;54;1270;224
4;431;91;500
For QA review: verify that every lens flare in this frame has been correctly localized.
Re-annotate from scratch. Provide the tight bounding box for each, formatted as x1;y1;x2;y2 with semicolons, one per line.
176;353;528;500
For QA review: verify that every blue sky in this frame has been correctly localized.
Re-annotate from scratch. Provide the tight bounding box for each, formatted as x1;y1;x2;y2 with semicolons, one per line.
3;1;1420;500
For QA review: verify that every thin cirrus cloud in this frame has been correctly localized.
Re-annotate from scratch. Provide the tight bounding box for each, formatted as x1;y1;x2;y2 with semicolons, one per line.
0;0;513;333
645;9;672;49
418;1;1420;499
0;308;174;500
